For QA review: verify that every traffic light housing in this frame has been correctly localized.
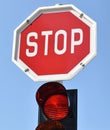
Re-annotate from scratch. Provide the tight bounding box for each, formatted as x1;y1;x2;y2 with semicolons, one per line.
35;82;77;130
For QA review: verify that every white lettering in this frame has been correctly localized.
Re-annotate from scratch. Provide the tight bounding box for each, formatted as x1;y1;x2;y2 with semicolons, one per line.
26;28;83;57
71;29;83;53
26;32;38;57
42;31;53;55
54;30;67;55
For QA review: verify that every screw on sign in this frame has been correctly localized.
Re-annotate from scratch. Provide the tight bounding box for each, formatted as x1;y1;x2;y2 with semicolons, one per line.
12;4;97;81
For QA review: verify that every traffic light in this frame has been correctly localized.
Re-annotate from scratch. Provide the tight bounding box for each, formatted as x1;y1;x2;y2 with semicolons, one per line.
35;82;77;130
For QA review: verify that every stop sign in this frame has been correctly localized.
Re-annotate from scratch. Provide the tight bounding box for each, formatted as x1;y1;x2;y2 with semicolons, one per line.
12;4;97;81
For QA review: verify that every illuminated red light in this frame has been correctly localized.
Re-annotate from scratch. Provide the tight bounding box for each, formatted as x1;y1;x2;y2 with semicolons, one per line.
36;82;69;120
44;94;68;120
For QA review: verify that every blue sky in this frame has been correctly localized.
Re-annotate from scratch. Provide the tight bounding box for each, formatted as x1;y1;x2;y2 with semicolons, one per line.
0;0;110;130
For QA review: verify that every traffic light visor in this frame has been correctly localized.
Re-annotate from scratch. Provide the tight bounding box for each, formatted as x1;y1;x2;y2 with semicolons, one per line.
36;120;65;130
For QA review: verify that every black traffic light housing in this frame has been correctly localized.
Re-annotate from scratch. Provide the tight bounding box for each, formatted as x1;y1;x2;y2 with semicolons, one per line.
37;87;77;130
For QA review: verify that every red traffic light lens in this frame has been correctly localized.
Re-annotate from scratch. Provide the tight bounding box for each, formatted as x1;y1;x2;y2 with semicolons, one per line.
44;94;68;120
36;82;69;120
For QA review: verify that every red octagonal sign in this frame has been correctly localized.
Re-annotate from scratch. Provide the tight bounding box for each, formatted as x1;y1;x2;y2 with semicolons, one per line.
12;4;97;81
